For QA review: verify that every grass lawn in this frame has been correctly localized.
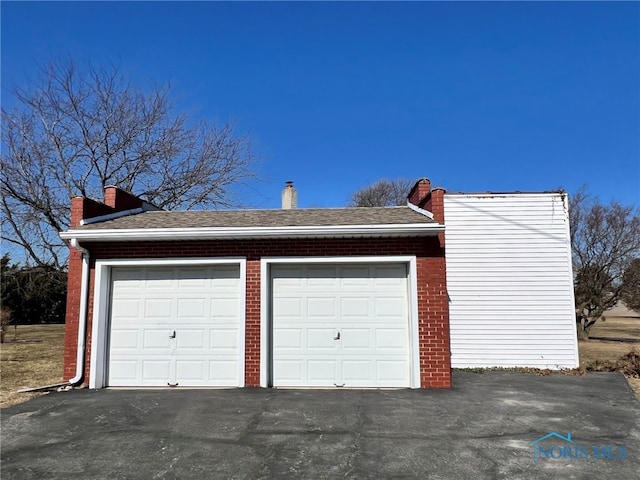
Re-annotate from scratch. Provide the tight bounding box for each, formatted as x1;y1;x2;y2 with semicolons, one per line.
578;317;640;398
0;324;65;408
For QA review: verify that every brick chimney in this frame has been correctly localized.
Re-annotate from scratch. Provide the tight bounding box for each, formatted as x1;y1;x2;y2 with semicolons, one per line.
282;181;297;209
408;178;432;209
407;178;446;224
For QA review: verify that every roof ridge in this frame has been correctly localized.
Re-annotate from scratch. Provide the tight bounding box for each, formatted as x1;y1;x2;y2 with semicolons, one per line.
145;206;413;214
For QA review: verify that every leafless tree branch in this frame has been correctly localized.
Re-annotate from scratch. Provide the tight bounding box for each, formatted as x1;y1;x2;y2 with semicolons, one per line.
1;59;257;268
348;178;414;207
570;187;640;338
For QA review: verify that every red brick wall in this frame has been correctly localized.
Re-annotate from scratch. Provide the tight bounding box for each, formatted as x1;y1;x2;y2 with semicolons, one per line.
416;256;450;387
64;237;451;388
430;188;446;247
245;260;261;386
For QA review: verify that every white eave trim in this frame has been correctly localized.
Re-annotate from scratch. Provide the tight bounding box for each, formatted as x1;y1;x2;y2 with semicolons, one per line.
80;207;144;225
60;223;444;241
407;202;434;219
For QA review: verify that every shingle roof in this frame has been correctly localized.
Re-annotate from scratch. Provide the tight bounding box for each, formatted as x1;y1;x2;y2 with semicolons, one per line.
74;206;436;230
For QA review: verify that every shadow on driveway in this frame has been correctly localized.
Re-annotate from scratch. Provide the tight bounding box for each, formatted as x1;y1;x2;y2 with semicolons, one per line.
2;371;639;479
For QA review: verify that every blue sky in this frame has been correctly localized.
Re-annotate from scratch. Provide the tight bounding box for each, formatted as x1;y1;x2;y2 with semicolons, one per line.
2;1;639;208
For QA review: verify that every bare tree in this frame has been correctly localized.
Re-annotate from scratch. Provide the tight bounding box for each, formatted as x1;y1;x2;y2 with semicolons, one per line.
621;258;640;312
349;178;414;207
570;188;640;339
1;60;256;268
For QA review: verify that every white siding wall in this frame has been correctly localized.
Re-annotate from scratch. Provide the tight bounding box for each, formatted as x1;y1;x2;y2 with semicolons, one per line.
444;193;579;369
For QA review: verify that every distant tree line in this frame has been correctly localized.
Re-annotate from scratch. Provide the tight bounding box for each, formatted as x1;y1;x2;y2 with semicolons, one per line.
1;254;67;331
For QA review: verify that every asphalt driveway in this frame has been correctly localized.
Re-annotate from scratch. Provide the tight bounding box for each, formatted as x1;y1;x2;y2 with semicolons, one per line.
2;371;639;479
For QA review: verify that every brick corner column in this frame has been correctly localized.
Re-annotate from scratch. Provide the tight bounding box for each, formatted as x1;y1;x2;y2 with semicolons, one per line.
417;255;451;389
244;259;261;387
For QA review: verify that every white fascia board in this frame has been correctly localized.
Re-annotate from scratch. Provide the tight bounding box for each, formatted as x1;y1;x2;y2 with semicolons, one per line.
80;207;144;225
406;202;434;219
60;223;444;241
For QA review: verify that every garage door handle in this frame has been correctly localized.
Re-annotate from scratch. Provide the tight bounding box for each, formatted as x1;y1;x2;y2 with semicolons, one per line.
169;330;176;339
334;331;340;340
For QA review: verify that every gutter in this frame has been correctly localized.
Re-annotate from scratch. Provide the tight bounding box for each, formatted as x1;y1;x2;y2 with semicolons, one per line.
59;223;445;242
68;238;90;386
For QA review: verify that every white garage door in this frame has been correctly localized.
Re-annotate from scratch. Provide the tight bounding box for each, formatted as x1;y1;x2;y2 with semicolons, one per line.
271;264;411;387
108;265;242;387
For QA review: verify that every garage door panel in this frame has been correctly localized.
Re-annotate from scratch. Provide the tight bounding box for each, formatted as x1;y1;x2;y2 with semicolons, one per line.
373;265;406;282
306;266;338;286
177;298;206;318
111;298;141;319
209;329;240;350
273;297;303;319
273;328;303;349
112;268;144;284
175;329;206;349
272;267;305;284
211;298;241;321
142;360;171;381
272;263;410;388
142;330;172;350
340;297;370;317
208;360;239;382
110;329;139;349
307;297;336;317
376;360;409;382
210;265;241;280
145;269;174;287
307;329;339;350
176;267;208;284
308;360;337;383
339;266;370;286
175;360;204;381
341;328;372;349
144;298;173;318
341;360;372;383
110;360;139;381
374;297;407;316
274;360;304;381
375;329;408;349
108;265;242;387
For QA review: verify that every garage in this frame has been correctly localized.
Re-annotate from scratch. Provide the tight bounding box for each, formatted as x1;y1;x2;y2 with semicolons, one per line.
65;183;450;390
107;264;243;387
270;263;412;387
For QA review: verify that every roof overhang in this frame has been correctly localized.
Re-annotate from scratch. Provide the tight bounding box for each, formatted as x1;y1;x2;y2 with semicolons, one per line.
59;223;444;242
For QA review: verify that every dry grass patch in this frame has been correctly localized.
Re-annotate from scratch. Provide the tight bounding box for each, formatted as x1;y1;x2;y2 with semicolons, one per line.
0;324;65;408
579;317;640;398
589;317;640;340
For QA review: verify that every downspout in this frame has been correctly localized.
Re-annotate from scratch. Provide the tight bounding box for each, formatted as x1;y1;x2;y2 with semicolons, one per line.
69;238;90;386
